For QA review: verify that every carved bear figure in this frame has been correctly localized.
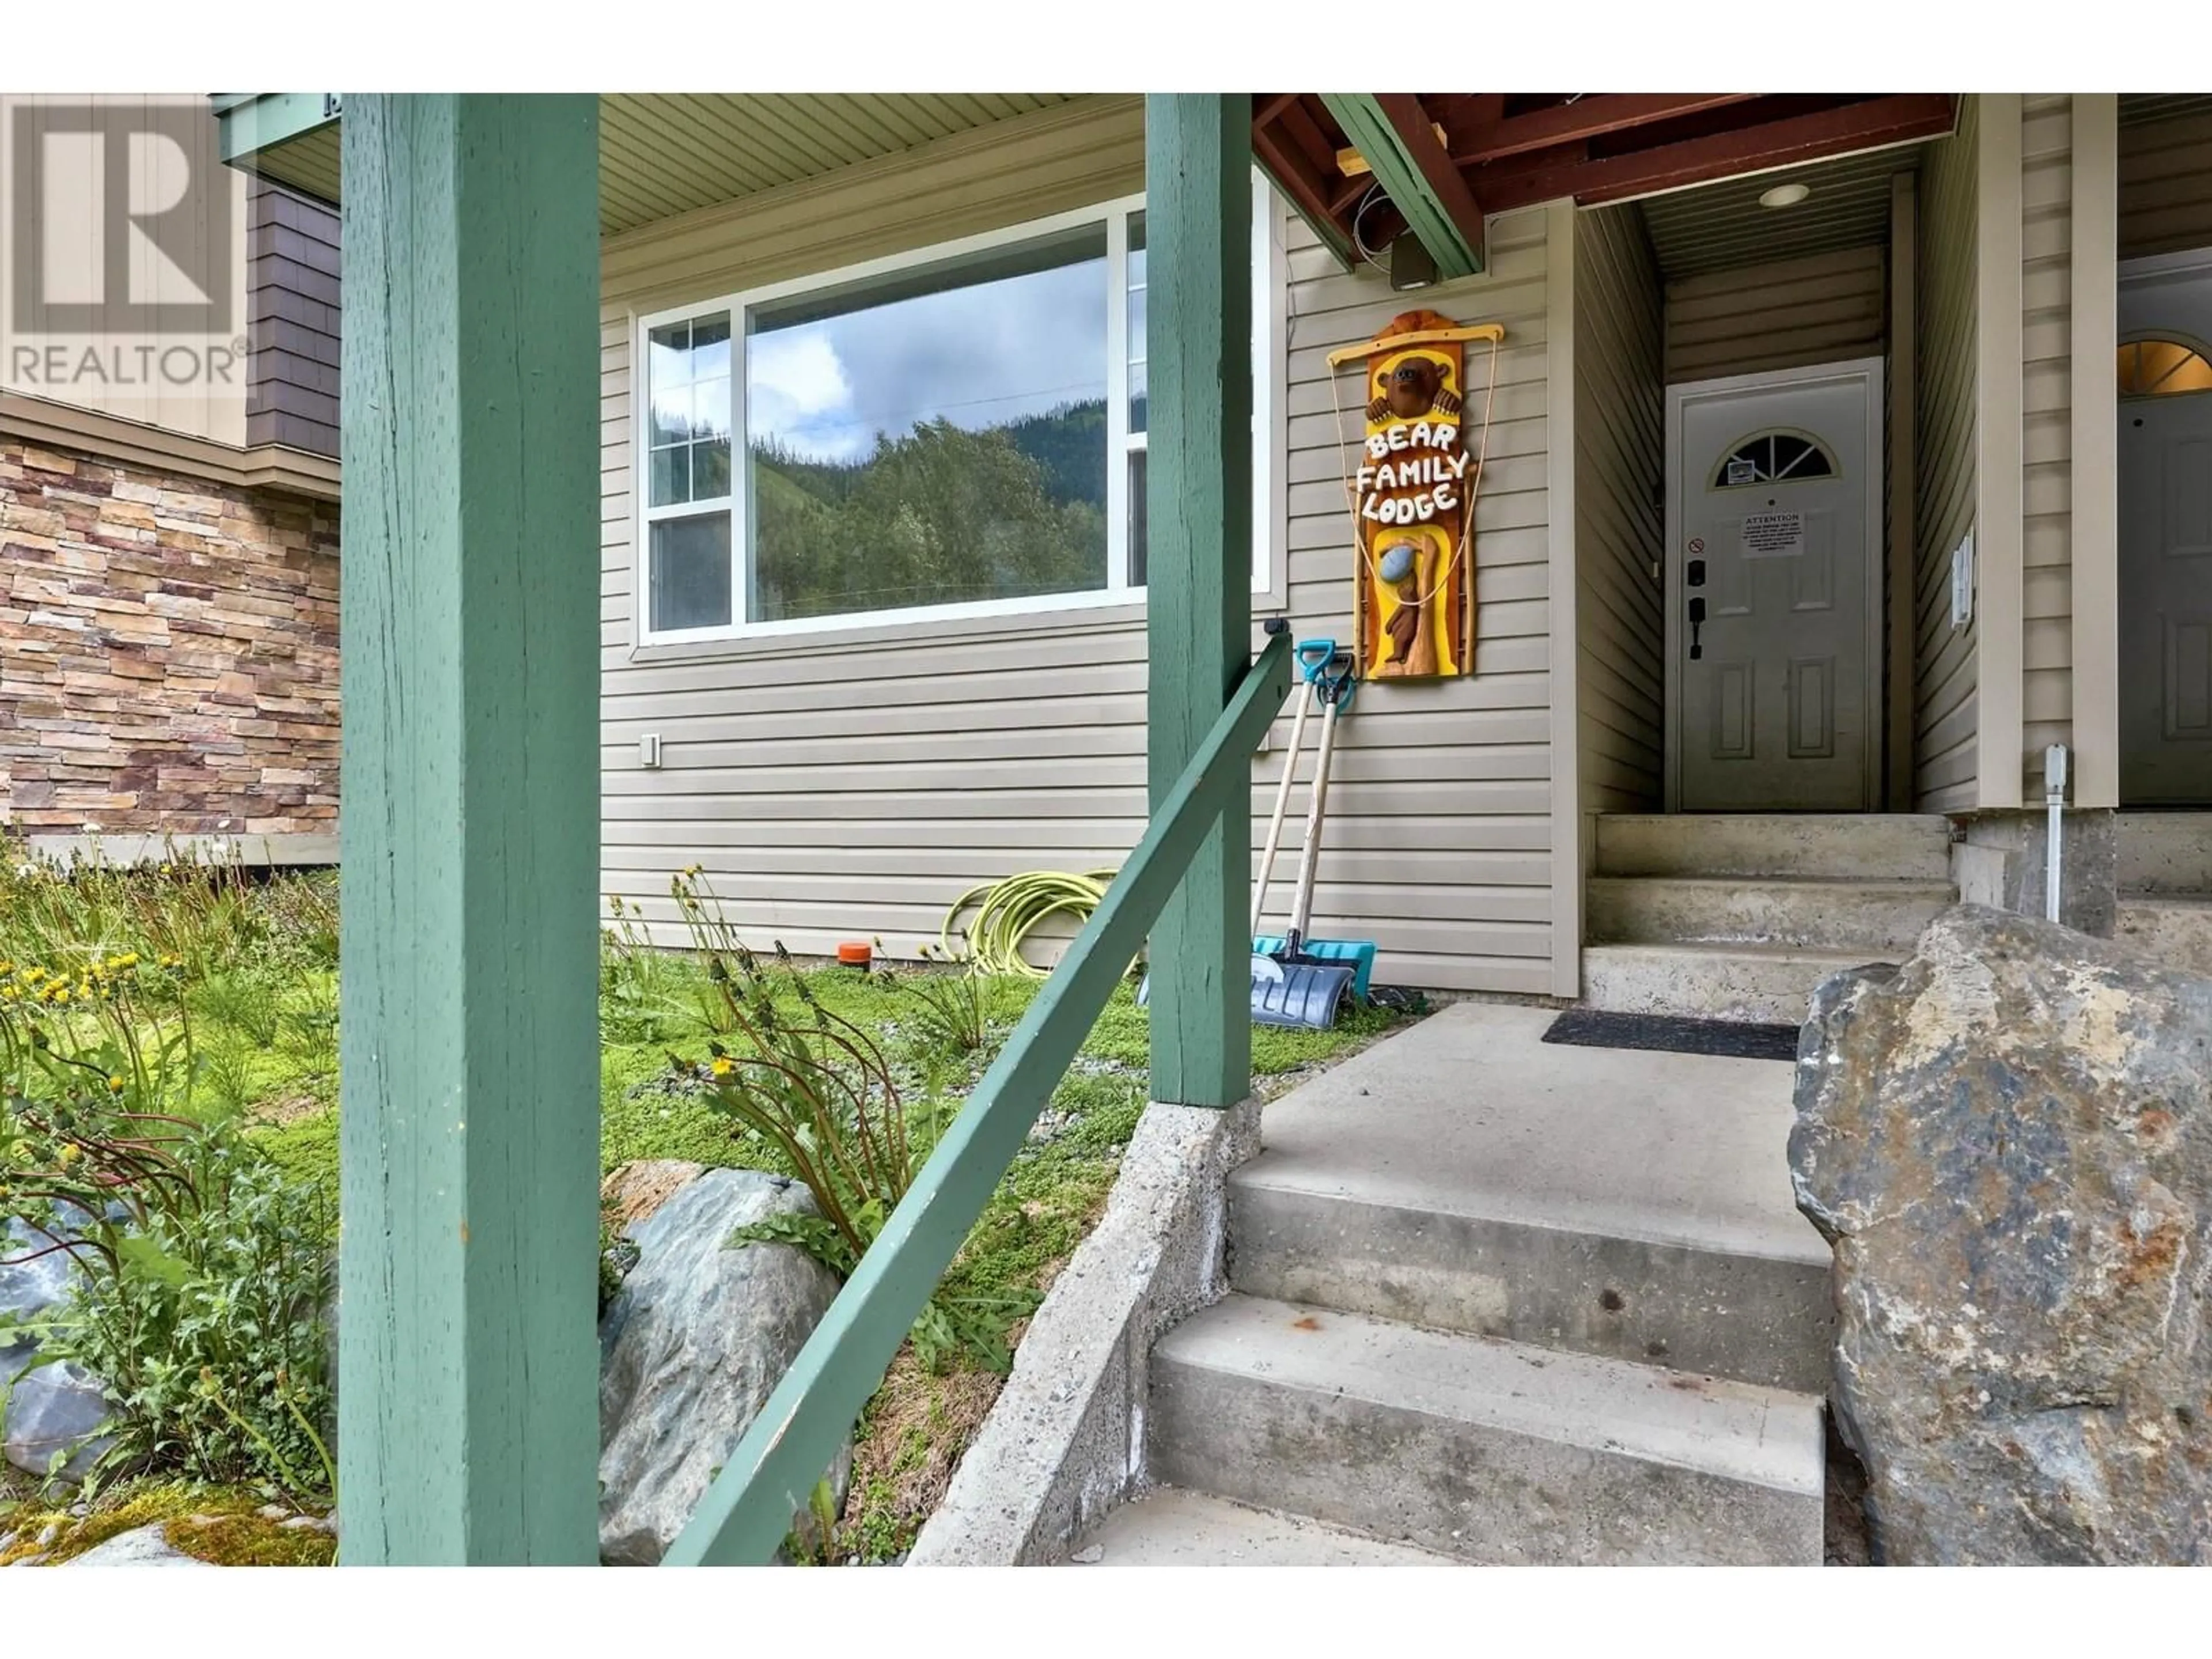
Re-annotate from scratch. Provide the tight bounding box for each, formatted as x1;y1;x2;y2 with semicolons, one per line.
1368;355;1463;422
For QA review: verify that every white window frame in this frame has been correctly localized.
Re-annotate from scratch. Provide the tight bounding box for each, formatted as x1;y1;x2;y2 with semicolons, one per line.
632;176;1286;647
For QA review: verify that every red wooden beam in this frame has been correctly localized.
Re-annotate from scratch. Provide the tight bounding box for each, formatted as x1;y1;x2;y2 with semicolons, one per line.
1449;93;1763;165
1465;93;1957;214
1250;103;1355;264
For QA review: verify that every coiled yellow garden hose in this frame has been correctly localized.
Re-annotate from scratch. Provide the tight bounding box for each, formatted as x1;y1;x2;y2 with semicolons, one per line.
938;869;1118;978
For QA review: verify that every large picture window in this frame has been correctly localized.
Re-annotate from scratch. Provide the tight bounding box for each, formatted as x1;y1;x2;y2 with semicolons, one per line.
636;181;1282;643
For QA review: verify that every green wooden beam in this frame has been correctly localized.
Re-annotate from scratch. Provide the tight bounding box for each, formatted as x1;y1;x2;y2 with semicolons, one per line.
1145;94;1255;1109
664;630;1294;1566
1319;94;1486;279
336;94;603;1565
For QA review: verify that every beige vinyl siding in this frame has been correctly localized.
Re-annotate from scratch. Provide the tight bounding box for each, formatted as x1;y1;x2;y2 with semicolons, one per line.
0;95;249;446
2021;95;2075;798
1573;204;1664;816
1662;246;1887;385
1914;97;1980;810
2120;108;2212;260
597;101;1558;995
1911;97;1982;814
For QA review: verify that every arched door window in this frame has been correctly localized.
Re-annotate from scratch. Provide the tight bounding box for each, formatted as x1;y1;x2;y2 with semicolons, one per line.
2116;336;2212;398
1709;429;1838;489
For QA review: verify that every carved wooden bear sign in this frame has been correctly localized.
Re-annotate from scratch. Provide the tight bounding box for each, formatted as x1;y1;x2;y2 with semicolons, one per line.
1332;308;1502;681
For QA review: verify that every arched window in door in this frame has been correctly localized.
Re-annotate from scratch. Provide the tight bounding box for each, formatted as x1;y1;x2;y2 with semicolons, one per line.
2116;336;2212;397
1709;429;1838;489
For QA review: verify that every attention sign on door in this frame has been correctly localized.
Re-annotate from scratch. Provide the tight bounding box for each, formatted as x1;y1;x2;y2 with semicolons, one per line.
1740;511;1805;559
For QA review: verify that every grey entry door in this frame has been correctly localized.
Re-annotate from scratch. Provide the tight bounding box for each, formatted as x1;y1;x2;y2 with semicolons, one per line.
2118;253;2212;806
2119;387;2212;804
1669;362;1881;812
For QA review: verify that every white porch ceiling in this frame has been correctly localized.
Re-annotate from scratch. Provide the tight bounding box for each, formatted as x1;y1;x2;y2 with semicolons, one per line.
1634;142;1931;282
232;94;1080;237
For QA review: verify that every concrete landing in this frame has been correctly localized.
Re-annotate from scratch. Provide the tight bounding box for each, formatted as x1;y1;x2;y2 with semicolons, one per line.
1074;1487;1461;1566
1229;1002;1832;1388
1238;1001;1825;1264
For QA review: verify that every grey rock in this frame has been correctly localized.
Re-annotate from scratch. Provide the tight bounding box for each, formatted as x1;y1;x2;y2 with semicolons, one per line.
1791;904;2212;1564
62;1523;214;1567
3;1361;113;1483
1;1218;81;1381
597;1168;848;1566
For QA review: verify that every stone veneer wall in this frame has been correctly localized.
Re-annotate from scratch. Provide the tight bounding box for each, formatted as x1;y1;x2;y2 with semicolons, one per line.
0;438;339;838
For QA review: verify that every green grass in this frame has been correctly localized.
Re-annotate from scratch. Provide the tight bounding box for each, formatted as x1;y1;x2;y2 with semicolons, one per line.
5;841;1411;1562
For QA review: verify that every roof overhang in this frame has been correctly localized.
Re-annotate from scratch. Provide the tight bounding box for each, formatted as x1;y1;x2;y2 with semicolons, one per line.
1253;93;1960;274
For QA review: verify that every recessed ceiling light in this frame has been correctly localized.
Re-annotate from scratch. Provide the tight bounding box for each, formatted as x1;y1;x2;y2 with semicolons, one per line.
1759;183;1812;209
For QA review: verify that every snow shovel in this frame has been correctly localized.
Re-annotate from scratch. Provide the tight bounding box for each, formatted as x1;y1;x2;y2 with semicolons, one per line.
1137;633;1338;1016
1249;651;1371;1030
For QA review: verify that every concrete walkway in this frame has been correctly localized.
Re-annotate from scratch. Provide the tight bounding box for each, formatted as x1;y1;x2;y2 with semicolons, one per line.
1069;999;1834;1566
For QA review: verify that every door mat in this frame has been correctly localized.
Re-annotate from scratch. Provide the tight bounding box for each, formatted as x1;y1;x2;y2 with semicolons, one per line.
1541;1008;1801;1063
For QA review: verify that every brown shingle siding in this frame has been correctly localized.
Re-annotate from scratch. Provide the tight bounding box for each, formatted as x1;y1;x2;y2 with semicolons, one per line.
244;180;343;457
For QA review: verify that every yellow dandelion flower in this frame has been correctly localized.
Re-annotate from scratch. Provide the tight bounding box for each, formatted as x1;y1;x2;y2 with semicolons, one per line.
107;1075;126;1093
709;1056;736;1080
58;1143;81;1165
51;986;70;1004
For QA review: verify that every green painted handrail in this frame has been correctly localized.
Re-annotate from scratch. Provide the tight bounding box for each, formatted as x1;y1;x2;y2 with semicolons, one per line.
662;629;1292;1566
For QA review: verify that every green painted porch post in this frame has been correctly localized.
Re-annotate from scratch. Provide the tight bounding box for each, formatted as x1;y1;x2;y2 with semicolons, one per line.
1145;95;1253;1108
336;94;603;1564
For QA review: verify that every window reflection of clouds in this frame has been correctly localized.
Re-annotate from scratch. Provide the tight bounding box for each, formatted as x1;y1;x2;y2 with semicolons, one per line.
749;255;1109;464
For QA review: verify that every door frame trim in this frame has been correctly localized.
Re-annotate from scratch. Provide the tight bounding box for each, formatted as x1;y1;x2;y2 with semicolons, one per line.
1664;355;1888;812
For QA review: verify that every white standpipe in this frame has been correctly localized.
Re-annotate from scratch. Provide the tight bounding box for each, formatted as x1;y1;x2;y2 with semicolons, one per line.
2044;743;2069;924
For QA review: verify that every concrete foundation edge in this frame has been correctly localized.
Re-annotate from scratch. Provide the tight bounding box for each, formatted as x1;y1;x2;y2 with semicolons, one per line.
22;832;339;868
906;1094;1263;1566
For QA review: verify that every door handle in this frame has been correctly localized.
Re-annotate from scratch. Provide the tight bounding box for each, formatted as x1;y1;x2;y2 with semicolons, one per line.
1688;596;1706;661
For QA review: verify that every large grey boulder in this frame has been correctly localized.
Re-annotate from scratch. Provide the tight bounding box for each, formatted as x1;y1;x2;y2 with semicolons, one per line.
1790;904;2212;1563
4;1360;114;1484
597;1168;847;1565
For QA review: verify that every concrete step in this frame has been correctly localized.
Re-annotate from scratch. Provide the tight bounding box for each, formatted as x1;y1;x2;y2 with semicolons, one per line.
1147;1294;1826;1566
1596;813;1953;881
1228;1001;1835;1391
2116;896;2212;979
1580;941;1880;1025
1069;1487;1463;1566
2117;811;2212;897
1586;874;1954;952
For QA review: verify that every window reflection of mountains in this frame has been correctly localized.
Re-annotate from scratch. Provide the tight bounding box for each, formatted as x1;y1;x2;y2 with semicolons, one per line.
747;399;1115;622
